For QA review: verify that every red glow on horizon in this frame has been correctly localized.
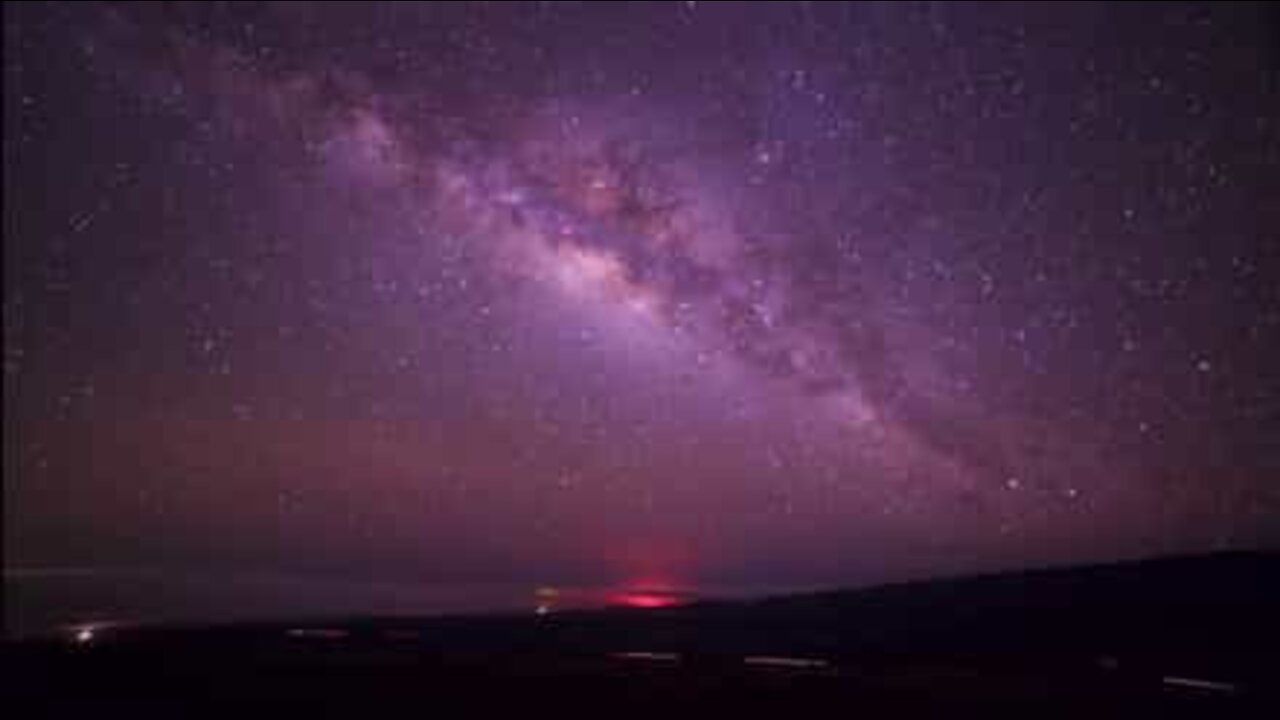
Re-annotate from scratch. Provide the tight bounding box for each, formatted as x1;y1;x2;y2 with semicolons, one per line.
609;590;684;609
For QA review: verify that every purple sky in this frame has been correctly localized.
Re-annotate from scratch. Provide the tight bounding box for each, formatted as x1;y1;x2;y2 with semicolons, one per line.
4;2;1278;598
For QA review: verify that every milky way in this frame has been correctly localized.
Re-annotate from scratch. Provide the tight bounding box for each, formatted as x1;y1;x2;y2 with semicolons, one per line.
4;2;1278;600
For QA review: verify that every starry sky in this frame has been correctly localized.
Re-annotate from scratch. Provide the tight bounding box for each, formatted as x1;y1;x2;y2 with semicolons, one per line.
4;2;1279;600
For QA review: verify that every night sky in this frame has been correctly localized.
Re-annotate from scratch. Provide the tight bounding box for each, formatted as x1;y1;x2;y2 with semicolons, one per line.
5;2;1279;604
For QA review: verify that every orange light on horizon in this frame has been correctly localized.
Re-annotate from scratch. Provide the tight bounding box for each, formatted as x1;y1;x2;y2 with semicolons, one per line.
610;590;683;609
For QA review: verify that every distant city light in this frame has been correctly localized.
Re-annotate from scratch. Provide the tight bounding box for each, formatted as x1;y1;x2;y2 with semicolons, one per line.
611;591;681;609
743;656;829;669
611;651;680;662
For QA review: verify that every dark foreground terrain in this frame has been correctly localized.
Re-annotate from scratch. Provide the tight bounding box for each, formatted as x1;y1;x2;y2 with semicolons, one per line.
6;552;1277;717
